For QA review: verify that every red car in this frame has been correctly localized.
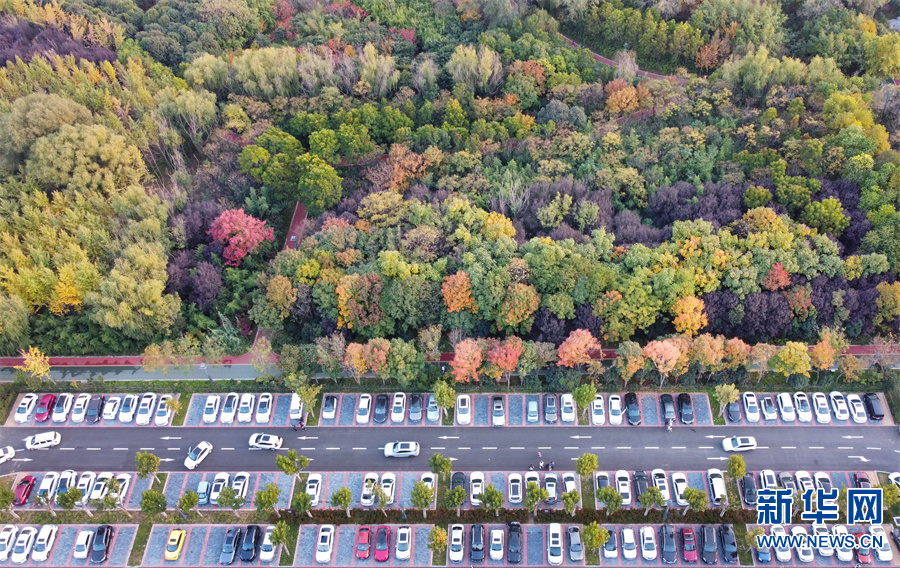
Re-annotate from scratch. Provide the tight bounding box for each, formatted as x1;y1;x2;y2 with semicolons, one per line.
856;533;872;564
356;526;371;560
14;475;35;505
374;526;391;562
681;527;698;563
34;394;55;422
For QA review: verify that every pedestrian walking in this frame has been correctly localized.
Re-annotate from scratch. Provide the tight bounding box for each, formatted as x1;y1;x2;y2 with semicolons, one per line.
292;421;298;432
549;461;554;471
300;419;306;431
537;451;542;458
529;464;534;471
539;460;544;470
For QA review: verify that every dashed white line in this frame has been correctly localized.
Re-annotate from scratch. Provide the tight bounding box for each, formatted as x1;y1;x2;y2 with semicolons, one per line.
167;447;181;451
139;447;155;451
510;447;525;450
564;446;579;450
301;447;315;451
781;446;796;449
644;446;659;450
838;446;854;449
60;448;74;451
616;446;631;450
591;446;605;450
866;447;881;451
809;446;824;449
326;447;340;451
538;446;552;450
458;447;471;450
430;447;445;450
113;448;128;451
671;446;686;449
483;447;497;450
698;446;713;449
222;448;234;451
352;447;367;450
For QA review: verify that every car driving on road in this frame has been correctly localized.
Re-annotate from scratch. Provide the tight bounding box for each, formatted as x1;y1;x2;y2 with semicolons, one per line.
249;433;283;450
384;441;419;457
184;441;213;469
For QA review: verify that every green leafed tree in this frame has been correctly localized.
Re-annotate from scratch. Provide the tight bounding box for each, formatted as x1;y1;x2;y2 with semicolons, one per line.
275;450;310;480
135;451;162;488
271;521;293;557
575;453;598;477
481;484;504;517
140;489;168;518
178;490;201;519
572;383;597;419
444;485;467;518
562;490;580;517
410;481;435;518
254;483;281;519
0;487;20;519
582;522;609;553
330;486;354;518
428;526;448;557
524;481;549;515
726;455;746;481
291;491;312;518
682;487;709;516
217;486;243;511
640;486;665;515
429;453;453;477
597;486;623;517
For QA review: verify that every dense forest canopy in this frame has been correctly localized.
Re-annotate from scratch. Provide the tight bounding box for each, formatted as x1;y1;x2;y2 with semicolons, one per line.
3;0;900;373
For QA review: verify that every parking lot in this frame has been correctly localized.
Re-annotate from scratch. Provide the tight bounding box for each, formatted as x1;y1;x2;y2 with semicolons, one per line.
437;523;582;566
725;392;894;426
6;393;177;428
183;393;296;427
163;471;294;510
294;524;432;566
142;524;277;567
11;471;150;511
0;524;137;567
746;523;899;567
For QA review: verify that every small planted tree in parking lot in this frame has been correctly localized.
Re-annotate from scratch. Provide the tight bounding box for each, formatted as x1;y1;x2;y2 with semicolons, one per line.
178;490;201;518
330;487;353;518
140;489;168;518
714;384;739;418
582;522;609;552
481;484;504;517
640;486;665;515
682;487;708;516
292;492;312;518
373;485;391;518
433;379;456;420
429;453;452;478
57;488;84;517
254;483;281;519
135;452;162;488
217;486;243;511
275;450;309;481
271;521;292;557
726;455;746;480
428;526;447;557
0;488;18;519
524;481;549;515
597;486;622;517
444;485;467;518
575;453;598;478
572;383;596;419
410;481;435;518
562;490;580;517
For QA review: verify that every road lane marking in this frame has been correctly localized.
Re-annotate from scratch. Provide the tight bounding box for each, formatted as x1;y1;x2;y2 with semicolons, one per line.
809;446;824;449
538;446;552;450
483;447;497;450
781;446;796;449
139;447;155;451
222;448;234;451
301;447;315;451
616;446;631;450
838;446;853;449
458;447;470;450
672;446;686;449
113;448;128;451
60;448;74;451
564;446;579;450
326;447;340;450
866;447;881;451
591;447;605;450
430;447;445;450
698;446;713;449
352;447;366;450
167;447;181;451
644;446;659;450
510;447;524;450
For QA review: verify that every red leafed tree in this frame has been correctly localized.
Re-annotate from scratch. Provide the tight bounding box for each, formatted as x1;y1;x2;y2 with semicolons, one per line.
208;209;274;267
441;271;478;314
451;338;483;383
643;338;684;388
363;338;391;383
557;329;601;368
485;337;525;387
761;262;791;291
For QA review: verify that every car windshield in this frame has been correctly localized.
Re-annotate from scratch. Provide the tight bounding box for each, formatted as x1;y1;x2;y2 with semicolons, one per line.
167;541;178;552
205;404;216;414
259;399;269;410
376;532;387;550
189;447;201;460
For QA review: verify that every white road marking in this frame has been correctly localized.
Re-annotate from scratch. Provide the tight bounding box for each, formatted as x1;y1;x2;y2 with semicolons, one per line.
698;446;713;449
671;446;686;449
222;448;234;451
113;448;128;451
781;446;796;449
139;447;155;451
167;447;181;451
59;448;74;451
809;446;824;449
458;447;470;450
483;447;497;450
352;447;366;450
866;447;881;451
538;446;552;450
564;446;579;450
430;447;445;450
838;446;854;449
326;447;340;450
644;446;659;450
510;447;524;450
616;446;631;450
301;447;315;451
591;447;605;450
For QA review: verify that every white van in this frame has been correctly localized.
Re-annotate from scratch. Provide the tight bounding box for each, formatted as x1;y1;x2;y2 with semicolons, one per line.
707;468;727;505
289;393;304;421
25;431;61;450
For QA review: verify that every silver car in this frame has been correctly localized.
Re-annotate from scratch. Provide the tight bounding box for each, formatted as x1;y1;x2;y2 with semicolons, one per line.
425;394;439;422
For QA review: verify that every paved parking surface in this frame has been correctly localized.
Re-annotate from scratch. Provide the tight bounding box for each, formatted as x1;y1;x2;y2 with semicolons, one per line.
725;392;892;426
5;393;177;428
163;471;294;510
746;523;899;567
319;394;441;427
439;523;582;566
294;524;431;566
143;524;276;567
183;393;293;427
0;524;136;567
11;471;146;511
341;471;435;509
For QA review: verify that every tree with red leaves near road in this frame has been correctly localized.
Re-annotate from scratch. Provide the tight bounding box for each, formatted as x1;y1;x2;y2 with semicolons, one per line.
208;209;274;267
557;329;601;368
485;337;525;387
451;338;483;383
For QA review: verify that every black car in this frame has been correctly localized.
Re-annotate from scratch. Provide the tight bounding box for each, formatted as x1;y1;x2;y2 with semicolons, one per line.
451;472;466;492
660;394;676;423
719;524;738;564
86;394;105;424
595;472;610;491
220;526;243;565
741;474;758;506
373;394;389;424
408;394;422;422
863;393;884;420
678;393;694;424
239;525;259;562
624;392;641;425
891;528;900;551
633;470;649;501
469;524;485;563
604;530;617;557
543;394;558;423
659;524;677;565
726;401;740;422
507;523;522;564
90;525;113;564
699;525;718;564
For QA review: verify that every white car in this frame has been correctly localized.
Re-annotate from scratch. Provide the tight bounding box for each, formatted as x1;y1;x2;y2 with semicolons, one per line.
119;394;138;422
322;395;337;420
14;394;38;424
221;392;238;424
37;472;60;503
259;526;276;563
794;470;815;494
102;396;120;420
0;447;15;465
25;431;61;450
10;526;37;564
390;392;406;423
184;441;213;470
793;392;812;422
590;394;606;425
869;525;893;561
55;470;77;504
73;529;93;559
814;471;833;493
305;474;322;507
456;394;471;425
237;393;255;424
249;433;283;450
113;473;131;505
889;471;900;491
615;470;632;506
153;395;172;425
640;526;657;560
791;526;813;563
76;472;96;505
650;469;671;502
135;392;156;425
489;527;504;561
608;395;623;425
760;395;777;421
560;393;576;423
771;524;791;563
829;391;850;420
71;393;91;423
202;395;220;424
314;525;334;563
256;393;273;423
470;472;484;506
524;471;540;493
232;472;250;502
621;527;637;560
396;526;412;560
547;523;563;565
832;525;854;562
508;473;523;504
52;393;73;423
812;392;831;423
210;473;229;504
289;393;304;421
741;392;760;423
722;436;757;452
812;523;832;556
356;394;372;424
776;392;795;421
361;473;379;506
846;394;867;423
759;469;778;491
31;525;58;562
562;472;577;495
448;524;465;563
491;396;504;426
90;473;113;501
0;525;16;562
420;472;436;493
544;473;558;503
671;472;688;506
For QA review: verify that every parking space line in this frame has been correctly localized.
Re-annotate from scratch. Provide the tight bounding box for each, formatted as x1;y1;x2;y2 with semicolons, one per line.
178;526;192;567
249;474;262;510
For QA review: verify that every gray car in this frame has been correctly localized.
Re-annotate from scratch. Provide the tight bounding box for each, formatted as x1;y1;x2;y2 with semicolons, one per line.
408;394;423;422
220;526;242;565
526;400;539;423
197;481;210;505
567;526;584;561
543;394;558;423
425;394;439;422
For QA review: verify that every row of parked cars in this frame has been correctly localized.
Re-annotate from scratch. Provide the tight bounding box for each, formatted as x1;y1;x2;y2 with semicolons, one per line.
14;393;174;425
14;471;131;508
759;523;895;564
727;391;885;423
163;525;277;563
353;393;437;424
596;468;729;508
448;523;582;564
315;525;414;563
449;471;580;507
202;393;305;424
601;524;736;564
0;524;114;564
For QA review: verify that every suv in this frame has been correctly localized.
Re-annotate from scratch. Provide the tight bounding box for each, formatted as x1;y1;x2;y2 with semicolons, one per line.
678;393;693;424
240;525;259;562
507;523;522;564
469;525;485;563
448;525;464;563
660;394;676;423
633;470;649;502
567;526;584;562
220;527;243;565
707;469;726;505
526;400;539;423
741;474;758;506
699;525;718;564
543;394;558;423
720;524;738;564
863;393;884;420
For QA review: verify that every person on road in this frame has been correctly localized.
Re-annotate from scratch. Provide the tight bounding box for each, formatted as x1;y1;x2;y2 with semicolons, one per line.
537;451;542;458
529;464;534;471
549;461;554;471
539;460;544;469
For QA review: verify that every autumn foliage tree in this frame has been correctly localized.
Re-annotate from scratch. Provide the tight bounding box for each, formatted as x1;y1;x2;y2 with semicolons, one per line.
208;209;275;267
441;271;478;314
672;296;707;336
484;337;524;387
557;329;601;368
363;338;391;383
451;338;482;383
643;338;684;387
342;342;368;384
495;283;540;334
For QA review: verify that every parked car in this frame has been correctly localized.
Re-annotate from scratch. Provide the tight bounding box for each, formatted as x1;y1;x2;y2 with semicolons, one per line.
633;470;649;502
0;526;19;561
547;523;562;565
10;527;37;564
699;525;718;564
240;525;260;562
221;393;238;424
136;393;156;425
608;395;624;425
390;392;406;423
659;525;676;564
846;393;867;423
395;526;411;561
71;393;91;423
741;392;760;422
197;481;210;505
256;394;273;423
119;394;138;423
793;392;812;422
560;393;576;423
85;394;105;424
13;394;38;424
771;525;791;563
812;392;831;423
590;394;606;425
829;391;850;420
567;526;584;562
52;393;73;423
741;474;758;506
869;525;893;562
671;472;689;506
833;525;854;563
660;394;676;423
855;472;872;488
202;395;220;424
526;399;539;423
360;473;378;507
289;393;304;422
374;526;391;562
544;473;558;504
470;472;484;506
380;473;396;505
864;393;884;420
101;396;119;420
30;525;58;562
760;395;777;421
507;522;522;564
408;394;423;422
543;394;558;423
640;526;657;561
35;394;55;422
677;393;693;424
355;526;371;561
681;527;698;563
314;525;334;564
650;469;671;502
237;393;255;424
491;396;505;426
615;470;632;506
508;474;523;504
357;394;372;424
260;526;277;563
164;528;186;561
791;526;813;563
489;527;504;561
305;474;322;507
455;395;470;425
321;395;337;420
154;394;172;425
624;392;641;425
210;473;229;505
425;394;439;422
73;529;93;560
603;529;617;559
720;524;738;564
621;528;637;560
448;525;464;563
725;400;740;422
220;527;243;565
776;393;796;421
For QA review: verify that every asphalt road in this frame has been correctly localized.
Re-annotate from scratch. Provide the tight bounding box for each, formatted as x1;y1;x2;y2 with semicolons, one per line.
1;424;898;475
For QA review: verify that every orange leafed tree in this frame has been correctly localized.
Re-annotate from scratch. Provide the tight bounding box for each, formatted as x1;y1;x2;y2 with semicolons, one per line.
363;338;391;383
441;271;478;314
723;338;751;370
342;343;368;384
643;338;684;388
672;296;707;336
485;337;524;387
557;329;601;368
451;338;483;383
